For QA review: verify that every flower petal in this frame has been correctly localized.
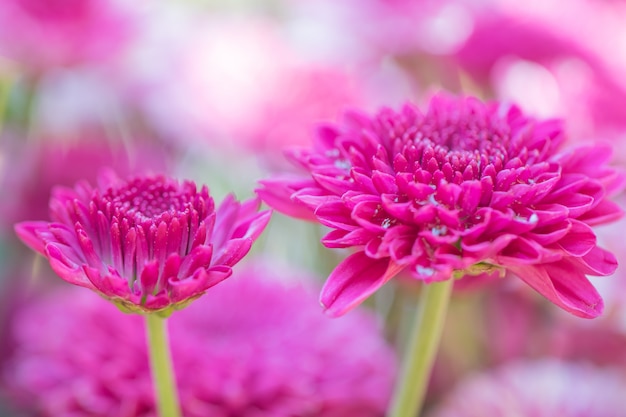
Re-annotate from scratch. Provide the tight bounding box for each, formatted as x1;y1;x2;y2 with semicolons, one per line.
168;266;232;303
46;244;93;288
256;177;318;221
507;264;603;318
14;221;50;255
320;252;405;317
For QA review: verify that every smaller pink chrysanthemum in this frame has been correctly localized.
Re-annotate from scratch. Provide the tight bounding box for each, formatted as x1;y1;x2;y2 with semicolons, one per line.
1;264;397;417
428;360;626;417
15;173;271;315
257;95;623;318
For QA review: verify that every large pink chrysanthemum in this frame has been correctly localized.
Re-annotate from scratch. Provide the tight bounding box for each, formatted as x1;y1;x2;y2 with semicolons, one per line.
257;95;623;318
15;173;271;315
1;264;396;417
428;360;626;417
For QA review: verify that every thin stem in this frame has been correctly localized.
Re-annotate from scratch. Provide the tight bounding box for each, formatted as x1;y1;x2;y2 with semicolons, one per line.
145;314;182;417
0;77;9;136
387;279;454;417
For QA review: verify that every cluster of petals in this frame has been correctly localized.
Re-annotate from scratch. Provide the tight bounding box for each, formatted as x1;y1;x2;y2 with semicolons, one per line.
1;264;397;417
0;0;135;70
15;173;271;314
258;95;623;317
428;360;626;417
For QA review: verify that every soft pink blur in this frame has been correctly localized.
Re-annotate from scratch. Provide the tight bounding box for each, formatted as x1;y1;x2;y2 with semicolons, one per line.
131;15;363;164
0;0;137;71
1;263;397;417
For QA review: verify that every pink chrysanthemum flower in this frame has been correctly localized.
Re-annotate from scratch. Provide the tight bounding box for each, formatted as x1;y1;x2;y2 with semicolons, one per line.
1;264;397;417
257;95;623;317
428;360;626;417
14;173;271;315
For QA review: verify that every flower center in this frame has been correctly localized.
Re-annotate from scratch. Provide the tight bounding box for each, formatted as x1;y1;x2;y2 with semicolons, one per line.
95;176;213;234
106;179;187;223
384;106;522;183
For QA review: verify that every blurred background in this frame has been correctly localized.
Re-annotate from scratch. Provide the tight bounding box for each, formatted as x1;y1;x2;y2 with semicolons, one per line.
2;0;626;416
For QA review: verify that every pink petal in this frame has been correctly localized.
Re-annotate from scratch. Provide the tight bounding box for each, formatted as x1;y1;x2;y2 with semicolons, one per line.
315;200;358;231
555;143;613;176
212;194;240;249
352;200;388;232
139;260;160;295
507;264;603;318
578;199;623;226
495;237;546;265
230;209;272;242
556;219;596;256
256;177;319;221
525;221;572;246
143;292;173;310
46;244;94;289
83;265;129;299
212;238;252;267
179;245;213;278
351;169;377;194
312;172;356;195
381;194;414;223
168;266;231;303
14;221;50;255
566;246;618;276
371;171;398;194
320;252;405;317
322;228;376;248
459;180;482;214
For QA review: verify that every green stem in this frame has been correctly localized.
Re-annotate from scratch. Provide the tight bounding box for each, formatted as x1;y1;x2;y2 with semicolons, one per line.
387;279;454;417
0;77;9;135
145;314;182;417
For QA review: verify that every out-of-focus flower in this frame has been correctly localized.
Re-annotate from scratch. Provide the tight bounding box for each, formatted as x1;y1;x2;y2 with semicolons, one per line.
428;359;626;417
1;264;397;417
131;16;362;163
292;0;477;57
14;174;271;314
258;95;623;317
0;0;136;71
454;6;626;144
0;137;171;233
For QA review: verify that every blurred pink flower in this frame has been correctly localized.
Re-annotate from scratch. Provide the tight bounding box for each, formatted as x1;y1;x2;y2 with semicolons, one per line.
258;95;623;317
298;0;477;57
428;360;626;417
2;264;397;417
452;2;626;144
0;0;135;70
134;16;362;162
15;174;271;314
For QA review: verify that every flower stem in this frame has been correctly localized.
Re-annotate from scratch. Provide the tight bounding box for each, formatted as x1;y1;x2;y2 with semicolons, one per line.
145;314;182;417
387;279;454;417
